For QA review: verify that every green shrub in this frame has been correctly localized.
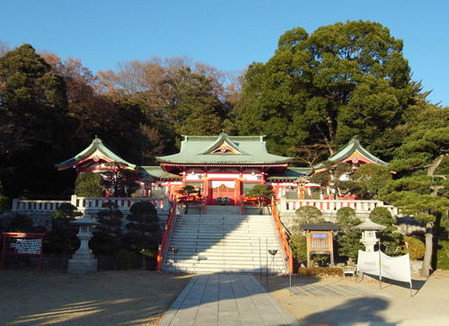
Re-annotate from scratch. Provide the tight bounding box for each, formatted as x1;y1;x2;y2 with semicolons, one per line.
7;214;34;232
0;194;10;212
336;207;363;261
437;240;449;270
115;249;140;269
336;207;356;222
74;172;103;197
46;204;81;255
370;207;405;256
290;234;307;263
123;201;161;270
91;202;123;256
294;206;324;224
297;267;344;277
404;236;425;260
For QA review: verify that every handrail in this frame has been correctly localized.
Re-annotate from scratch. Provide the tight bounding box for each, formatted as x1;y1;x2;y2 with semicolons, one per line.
270;199;293;274
239;196;245;215
202;199;207;215
156;201;177;271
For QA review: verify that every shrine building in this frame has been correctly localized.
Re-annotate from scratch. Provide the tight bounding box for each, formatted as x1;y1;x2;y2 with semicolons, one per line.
55;133;310;204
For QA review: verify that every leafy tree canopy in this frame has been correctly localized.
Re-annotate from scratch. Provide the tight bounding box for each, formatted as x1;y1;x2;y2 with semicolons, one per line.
238;20;412;159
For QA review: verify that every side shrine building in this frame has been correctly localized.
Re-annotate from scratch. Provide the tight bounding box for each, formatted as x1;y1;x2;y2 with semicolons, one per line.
55;133;386;205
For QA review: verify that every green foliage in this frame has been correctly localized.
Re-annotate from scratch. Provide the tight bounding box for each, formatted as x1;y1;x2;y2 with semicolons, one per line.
336;207;360;231
46;204;81;254
246;184;274;206
0;44;75;198
74;173;103;197
115;248;140;270
352;164;392;198
91;202;124;256
309;172;330;187
52;203;83;221
336;207;363;261
294;206;324;224
101;162;139;197
297;267;344;277
167;67;224;136
238;21;412;158
123;201;161;260
404;236;425;260
436;240;449;270
370;207;405;256
289;234;307;263
0;194;10;212
5;214;34;232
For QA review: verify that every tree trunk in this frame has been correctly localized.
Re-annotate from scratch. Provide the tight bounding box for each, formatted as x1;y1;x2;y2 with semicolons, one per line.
421;222;434;277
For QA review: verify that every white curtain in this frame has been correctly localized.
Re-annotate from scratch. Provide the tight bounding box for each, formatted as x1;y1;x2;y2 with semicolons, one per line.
357;250;380;275
357;250;412;285
210;181;235;189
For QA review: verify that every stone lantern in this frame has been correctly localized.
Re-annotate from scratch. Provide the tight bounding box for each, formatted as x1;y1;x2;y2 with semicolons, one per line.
353;220;386;252
67;214;99;275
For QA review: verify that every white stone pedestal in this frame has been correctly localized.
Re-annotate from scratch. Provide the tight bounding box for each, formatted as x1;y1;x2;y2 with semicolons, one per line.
67;217;98;275
67;254;98;275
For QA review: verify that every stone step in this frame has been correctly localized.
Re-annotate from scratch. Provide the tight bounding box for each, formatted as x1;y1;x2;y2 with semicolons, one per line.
162;210;287;274
163;263;285;274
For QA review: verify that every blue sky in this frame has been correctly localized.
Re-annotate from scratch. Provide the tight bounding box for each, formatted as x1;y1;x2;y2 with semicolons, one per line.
1;0;448;106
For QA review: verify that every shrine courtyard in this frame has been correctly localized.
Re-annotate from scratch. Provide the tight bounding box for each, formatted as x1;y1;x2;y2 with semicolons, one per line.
1;269;449;325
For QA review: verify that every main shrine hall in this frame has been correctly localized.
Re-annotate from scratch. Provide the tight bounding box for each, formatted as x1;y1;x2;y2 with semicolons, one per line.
55;133;386;204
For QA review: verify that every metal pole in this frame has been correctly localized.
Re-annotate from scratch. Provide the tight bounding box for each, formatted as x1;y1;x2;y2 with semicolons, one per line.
378;239;382;289
259;238;262;280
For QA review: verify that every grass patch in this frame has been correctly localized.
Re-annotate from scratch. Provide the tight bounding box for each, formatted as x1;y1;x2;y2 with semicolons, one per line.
437;240;449;270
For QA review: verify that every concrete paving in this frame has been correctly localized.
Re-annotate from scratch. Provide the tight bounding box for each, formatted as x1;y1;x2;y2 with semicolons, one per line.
157;273;299;326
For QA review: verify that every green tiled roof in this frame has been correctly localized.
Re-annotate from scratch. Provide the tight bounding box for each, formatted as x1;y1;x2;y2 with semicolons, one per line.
139;166;182;180
55;137;136;170
266;167;312;181
156;133;291;165
315;137;387;169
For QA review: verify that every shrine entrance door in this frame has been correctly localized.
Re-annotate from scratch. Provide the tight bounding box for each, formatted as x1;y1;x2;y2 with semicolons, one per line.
209;181;236;205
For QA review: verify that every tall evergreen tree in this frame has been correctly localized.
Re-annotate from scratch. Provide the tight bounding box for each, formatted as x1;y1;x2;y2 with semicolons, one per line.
238;21;413;159
380;103;449;276
0;44;74;197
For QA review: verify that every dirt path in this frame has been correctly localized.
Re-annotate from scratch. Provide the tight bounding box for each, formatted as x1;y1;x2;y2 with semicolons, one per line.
263;270;449;325
0;270;192;326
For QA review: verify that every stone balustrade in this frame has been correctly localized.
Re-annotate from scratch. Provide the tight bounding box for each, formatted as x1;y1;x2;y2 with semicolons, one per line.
12;196;396;220
12;199;68;213
279;198;398;217
12;195;170;215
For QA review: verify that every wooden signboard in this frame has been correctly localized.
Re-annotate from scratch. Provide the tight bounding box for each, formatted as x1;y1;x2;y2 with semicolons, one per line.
306;230;335;267
1;232;45;271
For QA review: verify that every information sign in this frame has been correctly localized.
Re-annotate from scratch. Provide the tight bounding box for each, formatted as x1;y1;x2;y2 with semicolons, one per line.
1;232;45;271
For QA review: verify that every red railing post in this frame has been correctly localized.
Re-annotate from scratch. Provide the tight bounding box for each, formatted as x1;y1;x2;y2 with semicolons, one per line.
156;201;177;272
270;199;293;274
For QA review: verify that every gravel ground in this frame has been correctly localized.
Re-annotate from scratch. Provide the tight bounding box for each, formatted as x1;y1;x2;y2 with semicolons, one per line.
0;270;192;326
1;269;448;325
263;269;449;325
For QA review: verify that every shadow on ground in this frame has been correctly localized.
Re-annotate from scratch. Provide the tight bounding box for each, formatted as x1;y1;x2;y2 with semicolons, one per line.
0;270;192;326
300;297;395;325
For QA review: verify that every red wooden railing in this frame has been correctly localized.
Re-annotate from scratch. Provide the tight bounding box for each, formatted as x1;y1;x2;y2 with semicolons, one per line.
156;201;177;271
270;199;293;274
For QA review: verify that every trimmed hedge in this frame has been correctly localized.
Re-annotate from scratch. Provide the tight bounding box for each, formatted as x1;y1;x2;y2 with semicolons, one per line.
297;267;344;277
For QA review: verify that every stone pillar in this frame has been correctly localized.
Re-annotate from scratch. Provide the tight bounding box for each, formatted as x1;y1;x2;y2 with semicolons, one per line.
67;215;99;275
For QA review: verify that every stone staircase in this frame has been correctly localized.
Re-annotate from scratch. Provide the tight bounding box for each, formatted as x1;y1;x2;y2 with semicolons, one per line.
162;206;288;274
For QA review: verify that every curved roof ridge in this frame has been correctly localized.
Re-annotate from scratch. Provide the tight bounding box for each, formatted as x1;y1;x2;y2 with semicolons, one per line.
199;132;246;155
55;137;136;170
327;137;387;165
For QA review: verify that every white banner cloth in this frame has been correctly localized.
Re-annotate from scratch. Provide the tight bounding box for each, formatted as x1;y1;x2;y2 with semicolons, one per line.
357;250;412;285
380;252;411;283
357;250;380;275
